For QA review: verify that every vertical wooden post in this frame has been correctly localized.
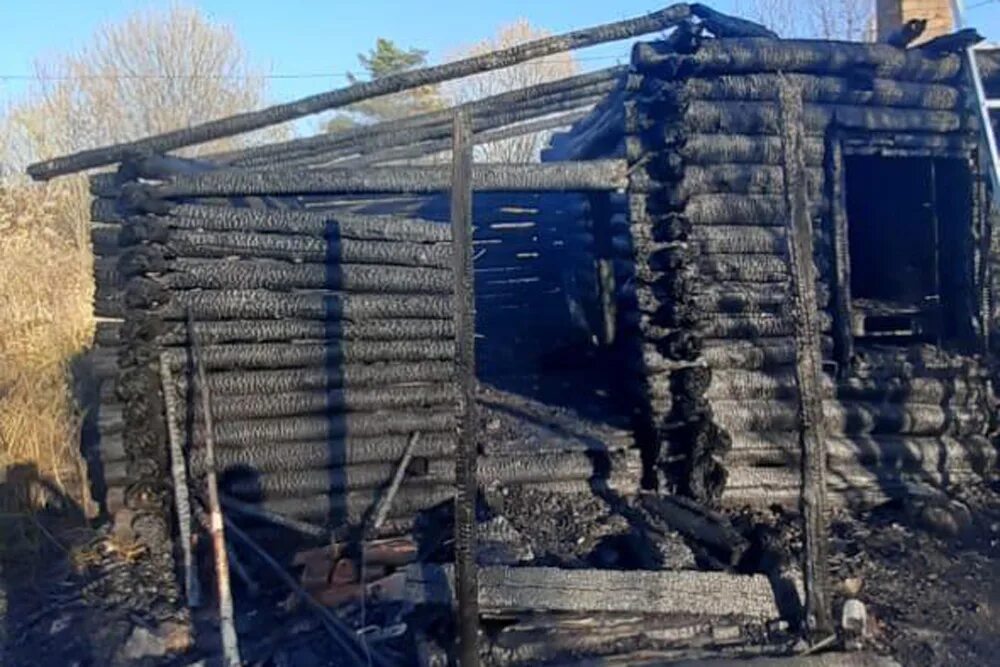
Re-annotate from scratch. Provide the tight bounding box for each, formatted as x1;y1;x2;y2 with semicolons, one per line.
589;192;617;346
778;80;833;636
828;137;854;371
160;353;200;609
451;109;480;666
188;312;242;666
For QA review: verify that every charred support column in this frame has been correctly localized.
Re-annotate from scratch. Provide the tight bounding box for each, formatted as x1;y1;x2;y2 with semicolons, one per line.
778;80;833;635
625;66;728;502
111;167;182;603
589;192;617;346
451;110;480;665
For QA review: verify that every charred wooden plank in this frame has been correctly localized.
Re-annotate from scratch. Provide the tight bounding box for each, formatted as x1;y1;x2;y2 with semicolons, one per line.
157;318;454;345
210;433;458;471
131;161;628;198
160;340;454;371
217;451;640;498
632;38;962;82
159;259;452;293
451;109;480;667
674;74;962;109
779;79;832;634
637;492;750;566
149;291;454;322
405;565;783;619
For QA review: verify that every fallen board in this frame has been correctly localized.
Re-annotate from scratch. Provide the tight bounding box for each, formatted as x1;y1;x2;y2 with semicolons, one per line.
404;565;785;619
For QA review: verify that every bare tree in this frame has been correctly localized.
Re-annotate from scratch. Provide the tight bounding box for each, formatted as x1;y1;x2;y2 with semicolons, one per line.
2;4;282;173
810;0;874;41
444;20;580;162
732;0;874;41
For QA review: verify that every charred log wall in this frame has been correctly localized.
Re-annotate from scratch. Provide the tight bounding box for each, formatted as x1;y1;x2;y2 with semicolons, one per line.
625;36;994;506
86;169;625;542
88;183;460;538
298;191;604;380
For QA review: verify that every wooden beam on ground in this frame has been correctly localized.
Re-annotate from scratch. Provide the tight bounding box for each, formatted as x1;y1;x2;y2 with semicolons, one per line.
637;492;750;567
451;109;480;667
404;565;784;619
27;5;691;179
777;78;833;636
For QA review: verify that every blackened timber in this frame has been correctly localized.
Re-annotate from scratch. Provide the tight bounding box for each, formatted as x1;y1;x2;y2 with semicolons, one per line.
157;319;454;345
451;110;480;667
406;565;782;619
669;165;825;199
160;354;199;608
151;292;454;321
710;400;986;436
778;80;832;635
673;74;963;109
28;3;693;179
160;341;454;370
632;38;963;82
215;67;624;167
691;226;788;253
124;230;452;267
725;464;984;506
172;362;454;394
212;433;457;471
638;493;750;566
93;204;452;243
701;337;834;370
330;108;593;168
188;312;241;665
679;134;826;166
219;451;640;498
272;89;610;168
690;3;777;39
828;137;854;368
677;101;965;135
185;384;459;421
685;194;825;226
211;411;456;447
144;161;628;198
727;434;994;472
160;260;453;293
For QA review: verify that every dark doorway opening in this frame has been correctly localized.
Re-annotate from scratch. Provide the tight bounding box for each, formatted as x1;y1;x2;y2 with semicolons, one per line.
843;154;974;347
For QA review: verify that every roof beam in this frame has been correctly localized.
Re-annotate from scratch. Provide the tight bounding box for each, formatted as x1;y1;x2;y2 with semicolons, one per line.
27;4;691;180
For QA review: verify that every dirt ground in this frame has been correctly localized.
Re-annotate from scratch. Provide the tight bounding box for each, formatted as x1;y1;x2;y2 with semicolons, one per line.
1;481;998;666
827;481;1000;667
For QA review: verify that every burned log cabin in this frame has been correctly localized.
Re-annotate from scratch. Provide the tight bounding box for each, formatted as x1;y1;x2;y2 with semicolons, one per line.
32;3;1000;664
546;31;1000;509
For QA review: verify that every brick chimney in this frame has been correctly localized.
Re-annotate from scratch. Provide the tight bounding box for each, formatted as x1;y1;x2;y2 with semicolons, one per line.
876;0;955;43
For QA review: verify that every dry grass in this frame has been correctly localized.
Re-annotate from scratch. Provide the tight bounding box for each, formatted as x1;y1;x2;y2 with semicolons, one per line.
0;177;93;506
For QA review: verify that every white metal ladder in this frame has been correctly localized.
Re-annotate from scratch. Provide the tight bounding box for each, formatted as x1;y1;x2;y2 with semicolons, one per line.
951;0;1000;207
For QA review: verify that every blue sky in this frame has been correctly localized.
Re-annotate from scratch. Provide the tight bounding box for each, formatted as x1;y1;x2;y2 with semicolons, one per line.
1;1;998;114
